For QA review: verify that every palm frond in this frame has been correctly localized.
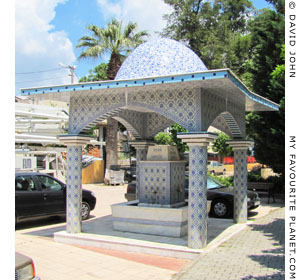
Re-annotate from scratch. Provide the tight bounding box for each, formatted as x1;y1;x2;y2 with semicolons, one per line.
77;18;150;78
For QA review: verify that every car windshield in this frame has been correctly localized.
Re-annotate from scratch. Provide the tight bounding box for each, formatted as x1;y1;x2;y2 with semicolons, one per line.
207;176;222;189
185;174;226;189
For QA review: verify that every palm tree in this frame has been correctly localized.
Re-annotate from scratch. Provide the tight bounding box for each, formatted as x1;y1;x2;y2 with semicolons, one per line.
77;19;149;79
77;19;149;169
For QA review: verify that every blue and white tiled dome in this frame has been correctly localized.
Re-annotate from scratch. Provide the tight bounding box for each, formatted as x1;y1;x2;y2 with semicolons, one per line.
115;38;208;80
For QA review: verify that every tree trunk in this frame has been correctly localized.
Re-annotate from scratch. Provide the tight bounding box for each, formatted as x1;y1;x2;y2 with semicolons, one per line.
106;118;118;169
107;52;122;80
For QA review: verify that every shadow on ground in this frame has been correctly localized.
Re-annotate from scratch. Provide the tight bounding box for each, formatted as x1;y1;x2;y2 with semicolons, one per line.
242;217;285;279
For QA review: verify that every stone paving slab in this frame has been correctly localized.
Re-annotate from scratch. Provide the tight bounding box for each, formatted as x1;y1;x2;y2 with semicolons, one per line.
173;207;285;280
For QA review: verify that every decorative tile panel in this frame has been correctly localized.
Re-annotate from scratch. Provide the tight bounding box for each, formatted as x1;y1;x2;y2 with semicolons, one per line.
68;89;125;134
127;83;202;132
135;147;149;198
188;146;208;248
145;113;174;138
115;110;173;139
201;89;245;138
233;149;248;223
138;161;185;207
66;146;82;233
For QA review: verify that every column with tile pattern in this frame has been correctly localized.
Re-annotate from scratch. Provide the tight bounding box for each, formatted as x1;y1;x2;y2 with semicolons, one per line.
59;135;95;233
178;132;217;249
226;140;254;223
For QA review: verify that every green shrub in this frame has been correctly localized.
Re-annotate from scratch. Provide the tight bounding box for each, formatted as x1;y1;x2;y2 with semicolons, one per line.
210;174;234;187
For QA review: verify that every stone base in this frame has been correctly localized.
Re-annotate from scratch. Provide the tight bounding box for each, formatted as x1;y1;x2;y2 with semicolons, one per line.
111;200;188;237
138;201;186;208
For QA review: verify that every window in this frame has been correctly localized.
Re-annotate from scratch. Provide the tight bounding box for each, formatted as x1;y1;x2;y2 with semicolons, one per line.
36;176;63;191
15;176;36;191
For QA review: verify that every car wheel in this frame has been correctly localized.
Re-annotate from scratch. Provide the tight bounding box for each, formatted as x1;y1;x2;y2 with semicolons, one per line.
210;170;215;175
211;199;231;218
81;202;91;220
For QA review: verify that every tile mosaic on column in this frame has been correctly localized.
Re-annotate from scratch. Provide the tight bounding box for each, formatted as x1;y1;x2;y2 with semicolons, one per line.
66;146;82;233
226;140;254;224
188;145;208;248
59;134;95;234
178;132;217;249
233;148;248;223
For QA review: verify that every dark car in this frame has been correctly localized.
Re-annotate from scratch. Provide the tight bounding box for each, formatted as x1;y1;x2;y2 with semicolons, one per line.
198;176;260;218
15;252;40;280
15;172;96;224
125;176;260;218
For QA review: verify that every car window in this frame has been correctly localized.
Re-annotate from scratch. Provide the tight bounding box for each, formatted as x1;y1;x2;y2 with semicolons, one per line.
207;177;221;189
35;175;63;191
15;176;36;191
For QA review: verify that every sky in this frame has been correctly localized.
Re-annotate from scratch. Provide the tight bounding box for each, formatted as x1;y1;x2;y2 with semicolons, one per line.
15;0;274;95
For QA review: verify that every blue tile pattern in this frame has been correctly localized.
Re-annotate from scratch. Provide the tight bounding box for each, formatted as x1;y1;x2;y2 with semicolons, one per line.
69;90;125;134
233;149;248;223
127;83;202;132
69;83;206;134
201;90;245;138
115;110;173;139
138;161;185;206
188;146;208;248
66;146;82;233
135;147;148;198
115;38;208;80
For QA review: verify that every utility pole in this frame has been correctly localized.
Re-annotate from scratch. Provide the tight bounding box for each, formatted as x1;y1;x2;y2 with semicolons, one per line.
59;63;77;84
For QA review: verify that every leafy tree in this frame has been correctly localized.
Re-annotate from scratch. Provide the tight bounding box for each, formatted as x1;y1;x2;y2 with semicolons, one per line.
79;63;107;82
77;19;149;80
154;124;188;154
170;124;188;154
162;0;254;71
246;2;285;176
154;132;174;146
246;7;284;101
212;132;233;163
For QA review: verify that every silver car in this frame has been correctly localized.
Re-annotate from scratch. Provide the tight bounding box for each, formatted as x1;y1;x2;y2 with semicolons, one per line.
15;252;40;280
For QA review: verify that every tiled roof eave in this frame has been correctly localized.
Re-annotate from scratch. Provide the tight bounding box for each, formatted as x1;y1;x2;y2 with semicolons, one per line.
20;69;279;112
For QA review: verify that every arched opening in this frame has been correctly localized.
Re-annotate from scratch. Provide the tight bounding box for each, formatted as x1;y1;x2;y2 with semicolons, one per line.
210;111;243;139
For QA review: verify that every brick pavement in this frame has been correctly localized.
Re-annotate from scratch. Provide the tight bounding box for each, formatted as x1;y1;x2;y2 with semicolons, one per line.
173;207;285;280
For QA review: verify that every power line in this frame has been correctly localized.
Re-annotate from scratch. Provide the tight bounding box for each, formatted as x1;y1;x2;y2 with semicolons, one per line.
15;76;67;84
16;68;66;75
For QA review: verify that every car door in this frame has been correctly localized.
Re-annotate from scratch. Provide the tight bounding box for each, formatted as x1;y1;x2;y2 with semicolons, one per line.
33;174;66;215
15;175;45;219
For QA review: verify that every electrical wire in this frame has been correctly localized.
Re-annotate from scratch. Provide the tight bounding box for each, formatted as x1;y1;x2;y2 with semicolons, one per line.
15;76;68;84
16;68;66;75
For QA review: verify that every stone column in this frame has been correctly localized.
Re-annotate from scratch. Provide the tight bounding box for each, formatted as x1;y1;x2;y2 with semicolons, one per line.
178;132;217;249
59;134;94;233
128;140;155;199
106;118;118;169
226;140;254;223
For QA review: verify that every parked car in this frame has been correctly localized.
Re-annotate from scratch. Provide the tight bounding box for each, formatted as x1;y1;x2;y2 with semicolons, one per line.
15;252;40;280
125;176;260;218
207;161;226;175
15;172;96;224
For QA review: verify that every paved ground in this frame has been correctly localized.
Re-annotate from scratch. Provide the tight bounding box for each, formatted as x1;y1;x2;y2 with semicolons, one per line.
173;207;285;280
15;185;182;280
15;184;285;280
